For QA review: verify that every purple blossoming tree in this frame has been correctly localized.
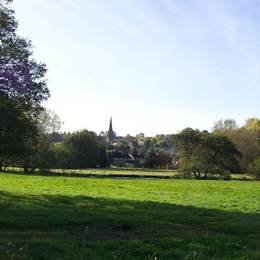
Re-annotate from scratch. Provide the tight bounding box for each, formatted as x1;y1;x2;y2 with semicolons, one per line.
0;0;49;113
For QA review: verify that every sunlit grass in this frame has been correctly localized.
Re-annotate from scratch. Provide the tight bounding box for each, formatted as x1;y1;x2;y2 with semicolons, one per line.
0;173;259;259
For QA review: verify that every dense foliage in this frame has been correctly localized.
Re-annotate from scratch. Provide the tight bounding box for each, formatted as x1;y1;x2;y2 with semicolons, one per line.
213;118;260;172
0;1;49;109
0;0;49;171
176;128;241;179
248;157;260;180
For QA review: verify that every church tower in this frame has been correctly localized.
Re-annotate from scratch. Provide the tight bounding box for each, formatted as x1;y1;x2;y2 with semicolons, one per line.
108;117;115;143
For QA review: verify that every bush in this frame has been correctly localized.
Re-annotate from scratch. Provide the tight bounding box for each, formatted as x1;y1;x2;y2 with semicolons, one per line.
248;157;260;180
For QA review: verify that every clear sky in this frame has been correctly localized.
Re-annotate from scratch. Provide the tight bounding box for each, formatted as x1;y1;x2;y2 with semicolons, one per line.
12;0;260;136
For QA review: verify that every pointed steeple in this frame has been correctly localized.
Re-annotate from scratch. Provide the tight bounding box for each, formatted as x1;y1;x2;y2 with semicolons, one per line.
108;117;115;143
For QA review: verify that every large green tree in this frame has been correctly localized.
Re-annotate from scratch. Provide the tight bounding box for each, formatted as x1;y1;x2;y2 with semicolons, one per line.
65;130;107;168
22;109;63;173
0;95;36;171
213;119;260;171
0;0;49;170
245;118;260;142
176;129;241;179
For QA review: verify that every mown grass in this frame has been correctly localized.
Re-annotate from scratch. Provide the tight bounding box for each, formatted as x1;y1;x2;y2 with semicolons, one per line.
0;173;259;259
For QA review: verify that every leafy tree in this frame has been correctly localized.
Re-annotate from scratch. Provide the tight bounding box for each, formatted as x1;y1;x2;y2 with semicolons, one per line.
245;118;260;142
0;1;49;113
177;129;241;179
213;118;260;171
141;134;178;169
50;142;75;170
0;95;36;171
143;149;173;169
143;149;157;168
37;109;63;134
0;0;49;169
113;139;130;157
213;119;238;132
174;128;201;160
248;157;260;180
135;133;145;145
65;130;107;168
225;128;259;171
21;109;63;172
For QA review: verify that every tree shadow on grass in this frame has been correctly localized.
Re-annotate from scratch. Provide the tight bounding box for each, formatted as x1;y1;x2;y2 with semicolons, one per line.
0;191;259;259
4;169;177;179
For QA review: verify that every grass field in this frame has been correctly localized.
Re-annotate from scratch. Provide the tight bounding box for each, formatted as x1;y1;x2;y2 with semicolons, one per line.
0;173;259;259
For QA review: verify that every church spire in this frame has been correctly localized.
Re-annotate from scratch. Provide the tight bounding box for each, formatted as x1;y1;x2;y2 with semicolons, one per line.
108;117;115;143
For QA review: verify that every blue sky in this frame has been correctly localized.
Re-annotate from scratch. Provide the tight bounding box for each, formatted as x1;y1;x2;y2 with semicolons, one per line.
12;0;260;136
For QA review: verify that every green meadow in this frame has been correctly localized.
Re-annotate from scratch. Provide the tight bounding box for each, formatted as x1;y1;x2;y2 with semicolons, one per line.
0;173;259;259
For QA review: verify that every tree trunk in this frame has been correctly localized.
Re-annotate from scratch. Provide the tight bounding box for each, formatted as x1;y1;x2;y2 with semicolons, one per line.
23;159;29;173
30;167;36;173
0;159;3;172
193;172;199;179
